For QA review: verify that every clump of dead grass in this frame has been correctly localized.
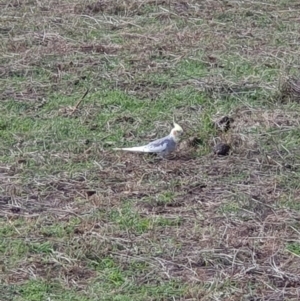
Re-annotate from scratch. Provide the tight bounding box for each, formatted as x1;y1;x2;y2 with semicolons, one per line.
278;76;300;103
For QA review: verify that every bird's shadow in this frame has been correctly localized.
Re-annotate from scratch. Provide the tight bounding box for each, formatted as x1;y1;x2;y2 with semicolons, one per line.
145;152;195;163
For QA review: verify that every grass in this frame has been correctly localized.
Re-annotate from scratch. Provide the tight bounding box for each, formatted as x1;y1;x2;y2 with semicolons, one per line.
1;0;300;300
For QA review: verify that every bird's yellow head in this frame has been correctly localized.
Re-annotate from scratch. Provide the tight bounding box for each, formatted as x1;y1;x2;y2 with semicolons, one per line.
170;122;183;142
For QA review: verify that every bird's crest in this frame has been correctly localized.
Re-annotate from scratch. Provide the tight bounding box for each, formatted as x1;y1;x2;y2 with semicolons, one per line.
172;116;183;133
173;122;183;133
170;119;183;141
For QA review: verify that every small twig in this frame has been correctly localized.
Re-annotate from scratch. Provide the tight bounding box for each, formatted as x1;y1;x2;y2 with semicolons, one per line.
70;88;89;115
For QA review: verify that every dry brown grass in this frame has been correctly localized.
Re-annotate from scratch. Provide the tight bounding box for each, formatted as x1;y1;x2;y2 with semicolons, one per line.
1;0;300;300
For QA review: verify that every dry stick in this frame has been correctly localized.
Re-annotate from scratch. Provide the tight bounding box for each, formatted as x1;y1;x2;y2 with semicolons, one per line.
70;88;89;115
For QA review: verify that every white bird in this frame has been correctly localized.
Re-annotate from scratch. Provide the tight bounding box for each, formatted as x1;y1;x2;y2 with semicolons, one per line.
113;122;183;156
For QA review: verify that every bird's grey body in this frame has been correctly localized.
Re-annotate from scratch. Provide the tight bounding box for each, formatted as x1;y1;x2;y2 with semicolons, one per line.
118;135;177;156
113;122;183;157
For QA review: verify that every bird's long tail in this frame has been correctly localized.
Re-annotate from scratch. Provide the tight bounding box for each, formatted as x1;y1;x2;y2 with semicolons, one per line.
113;145;150;152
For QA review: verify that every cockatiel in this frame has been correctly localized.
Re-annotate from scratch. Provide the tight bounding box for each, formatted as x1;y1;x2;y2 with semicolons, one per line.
113;122;183;157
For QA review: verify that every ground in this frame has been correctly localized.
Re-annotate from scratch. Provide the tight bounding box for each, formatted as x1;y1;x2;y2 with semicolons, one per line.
1;0;300;300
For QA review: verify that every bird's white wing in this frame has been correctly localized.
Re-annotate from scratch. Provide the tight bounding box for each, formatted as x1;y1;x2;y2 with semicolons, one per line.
146;136;170;152
113;145;153;152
